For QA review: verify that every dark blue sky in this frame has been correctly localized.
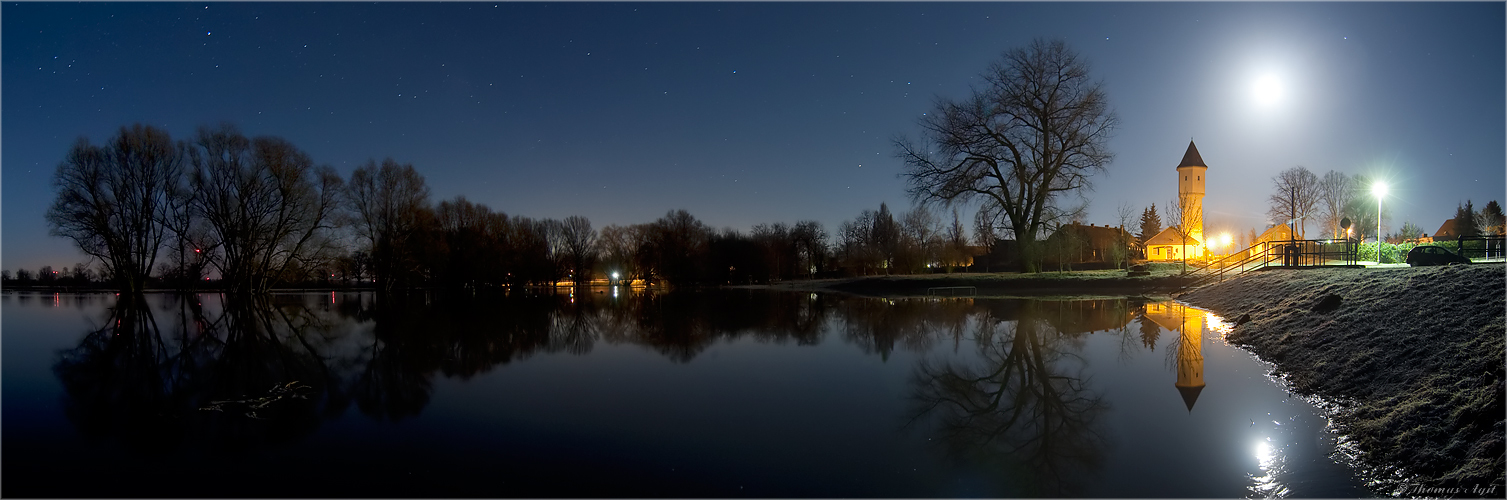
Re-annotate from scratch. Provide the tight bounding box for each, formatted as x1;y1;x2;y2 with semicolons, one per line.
5;2;1503;273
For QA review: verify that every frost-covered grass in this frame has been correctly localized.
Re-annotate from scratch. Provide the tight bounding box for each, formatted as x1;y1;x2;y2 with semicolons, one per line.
1181;264;1505;492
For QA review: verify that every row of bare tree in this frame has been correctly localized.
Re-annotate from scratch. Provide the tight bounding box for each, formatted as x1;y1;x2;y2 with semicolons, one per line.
1267;166;1503;243
47;124;343;294
44;124;858;292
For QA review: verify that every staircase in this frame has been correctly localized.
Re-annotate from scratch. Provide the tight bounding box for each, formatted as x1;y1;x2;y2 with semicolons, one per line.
1180;243;1282;289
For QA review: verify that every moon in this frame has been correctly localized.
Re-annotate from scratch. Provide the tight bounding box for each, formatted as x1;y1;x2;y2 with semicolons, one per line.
1252;75;1283;107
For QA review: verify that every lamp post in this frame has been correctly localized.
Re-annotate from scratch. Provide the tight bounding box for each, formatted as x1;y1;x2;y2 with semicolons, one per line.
1372;182;1388;263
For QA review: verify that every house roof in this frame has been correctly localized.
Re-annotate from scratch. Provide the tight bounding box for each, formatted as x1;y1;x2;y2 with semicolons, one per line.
1047;223;1135;248
1254;224;1294;244
1176;141;1207;169
1144;226;1201;247
1434;218;1461;239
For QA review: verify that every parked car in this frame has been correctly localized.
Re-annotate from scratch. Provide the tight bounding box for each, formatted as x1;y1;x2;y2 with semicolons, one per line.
1405;245;1471;266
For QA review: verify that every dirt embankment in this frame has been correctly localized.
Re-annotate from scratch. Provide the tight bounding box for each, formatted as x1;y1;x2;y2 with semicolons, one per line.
1180;264;1505;492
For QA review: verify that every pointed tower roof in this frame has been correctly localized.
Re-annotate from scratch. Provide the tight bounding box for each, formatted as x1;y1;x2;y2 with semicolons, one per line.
1177;385;1204;412
1177;141;1207;169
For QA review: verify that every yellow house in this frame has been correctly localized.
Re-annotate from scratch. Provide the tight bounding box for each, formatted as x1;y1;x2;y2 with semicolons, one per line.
1145;226;1203;261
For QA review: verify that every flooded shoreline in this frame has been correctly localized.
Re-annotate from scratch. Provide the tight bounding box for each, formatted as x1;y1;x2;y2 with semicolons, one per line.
3;290;1368;497
1181;264;1506;493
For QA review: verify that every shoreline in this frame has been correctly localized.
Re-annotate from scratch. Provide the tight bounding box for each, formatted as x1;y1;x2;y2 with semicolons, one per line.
732;269;1197;297
1179;264;1505;493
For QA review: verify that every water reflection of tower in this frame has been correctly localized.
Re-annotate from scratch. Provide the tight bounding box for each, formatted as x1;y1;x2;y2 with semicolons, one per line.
1143;302;1206;411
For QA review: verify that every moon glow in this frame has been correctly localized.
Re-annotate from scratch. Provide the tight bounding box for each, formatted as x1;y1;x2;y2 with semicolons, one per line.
1252;75;1284;107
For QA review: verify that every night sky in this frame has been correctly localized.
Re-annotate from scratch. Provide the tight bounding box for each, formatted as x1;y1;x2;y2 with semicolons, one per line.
5;2;1503;273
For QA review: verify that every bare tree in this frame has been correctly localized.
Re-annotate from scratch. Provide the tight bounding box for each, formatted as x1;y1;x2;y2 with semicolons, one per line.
1166;193;1202;274
1112;202;1136;265
47;124;185;294
189;125;344;293
1267;166;1321;239
345;158;430;291
647;210;712;286
790;220;828;277
1341;174;1389;242
941;209;970;271
837;210;880;275
596;224;637;282
559;215;598;285
897;38;1116;273
1316;170;1354;239
1481;201;1505;236
900;205;941;272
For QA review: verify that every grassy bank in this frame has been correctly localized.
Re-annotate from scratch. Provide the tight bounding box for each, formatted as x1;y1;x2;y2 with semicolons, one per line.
1179;264;1505;492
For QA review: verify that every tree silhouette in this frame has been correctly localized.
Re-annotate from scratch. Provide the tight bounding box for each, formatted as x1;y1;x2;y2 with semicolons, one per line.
189;125;344;293
1267;166;1320;239
907;302;1109;495
345;158;431;291
897;39;1116;273
46;124;184;293
1138;204;1162;247
1317;170;1354;239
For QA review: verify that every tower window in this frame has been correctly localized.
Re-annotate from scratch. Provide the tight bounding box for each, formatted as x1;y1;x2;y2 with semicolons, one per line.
1197;176;1201;180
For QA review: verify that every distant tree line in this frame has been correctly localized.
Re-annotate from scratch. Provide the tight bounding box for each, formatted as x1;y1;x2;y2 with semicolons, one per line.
30;123;1012;293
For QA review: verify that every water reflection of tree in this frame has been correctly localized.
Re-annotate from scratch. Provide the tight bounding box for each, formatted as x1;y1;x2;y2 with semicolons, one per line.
53;294;339;453
907;301;1110;496
836;297;976;360
593;289;827;363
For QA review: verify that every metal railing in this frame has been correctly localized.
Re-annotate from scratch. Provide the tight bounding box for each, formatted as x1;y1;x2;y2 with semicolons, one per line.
1184;238;1361;288
1437;235;1507;261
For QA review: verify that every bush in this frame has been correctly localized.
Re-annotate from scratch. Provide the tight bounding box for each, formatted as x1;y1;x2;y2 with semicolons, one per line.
1357;242;1416;263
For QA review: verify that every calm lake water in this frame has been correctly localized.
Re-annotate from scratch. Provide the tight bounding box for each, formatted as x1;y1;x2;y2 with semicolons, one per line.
2;289;1369;497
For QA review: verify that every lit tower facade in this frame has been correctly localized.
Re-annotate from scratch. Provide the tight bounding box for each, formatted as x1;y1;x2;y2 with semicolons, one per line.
1176;141;1207;246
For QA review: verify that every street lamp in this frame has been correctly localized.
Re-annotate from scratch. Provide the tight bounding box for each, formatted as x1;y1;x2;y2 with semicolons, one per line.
1372;182;1388;262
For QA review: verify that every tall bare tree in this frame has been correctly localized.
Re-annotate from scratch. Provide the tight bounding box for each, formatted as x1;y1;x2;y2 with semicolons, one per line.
47;124;185;294
345;158;431;291
1166;193;1203;274
897;38;1116;273
596;224;639;282
1267;166;1321;239
189;126;344;292
790;220;828;277
559;215;598;284
647;209;711;286
1316;170;1354;239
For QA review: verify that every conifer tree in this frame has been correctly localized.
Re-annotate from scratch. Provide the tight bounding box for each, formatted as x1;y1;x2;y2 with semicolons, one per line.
1455;200;1481;238
1138;204;1162;244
